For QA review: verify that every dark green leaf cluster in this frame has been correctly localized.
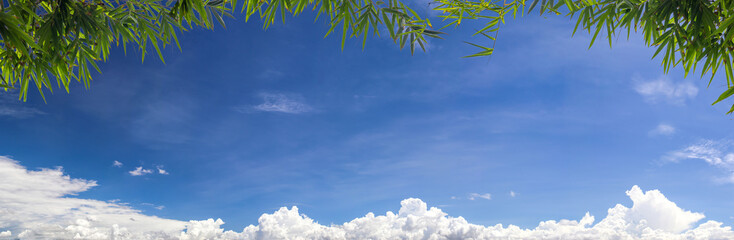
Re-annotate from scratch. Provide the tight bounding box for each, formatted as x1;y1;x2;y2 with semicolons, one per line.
0;0;234;100
0;0;461;100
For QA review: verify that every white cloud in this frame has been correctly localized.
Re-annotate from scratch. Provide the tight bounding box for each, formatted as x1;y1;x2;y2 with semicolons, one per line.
634;76;698;104
113;161;123;167
0;230;10;237
0;156;185;239
178;186;729;239
128;166;168;176
250;93;312;114
128;166;153;176
649;123;676;136
1;155;733;239
510;191;517;197
663;139;734;183
623;186;704;233
468;193;492;200
157;166;169;175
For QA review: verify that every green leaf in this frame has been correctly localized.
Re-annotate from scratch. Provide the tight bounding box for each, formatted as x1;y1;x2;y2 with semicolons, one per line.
713;87;734;105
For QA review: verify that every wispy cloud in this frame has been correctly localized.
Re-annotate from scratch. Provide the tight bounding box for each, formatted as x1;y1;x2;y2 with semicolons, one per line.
247;93;313;114
0;93;44;118
0;106;45;118
649;123;676;136
141;203;166;210
634;76;698;105
468;193;491;200
663;139;734;183
510;191;517;197
113;161;123;167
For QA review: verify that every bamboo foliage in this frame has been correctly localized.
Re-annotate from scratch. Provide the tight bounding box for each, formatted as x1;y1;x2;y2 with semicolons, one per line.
0;0;524;101
2;0;734;113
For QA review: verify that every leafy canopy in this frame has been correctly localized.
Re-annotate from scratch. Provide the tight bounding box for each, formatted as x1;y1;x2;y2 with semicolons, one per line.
1;0;734;113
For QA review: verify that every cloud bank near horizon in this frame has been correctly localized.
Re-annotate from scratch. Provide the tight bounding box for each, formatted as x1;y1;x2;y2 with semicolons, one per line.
0;156;732;240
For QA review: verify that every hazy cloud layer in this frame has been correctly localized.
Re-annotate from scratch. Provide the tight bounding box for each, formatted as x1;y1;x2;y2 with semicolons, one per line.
649;123;676;136
468;193;492;200
634;76;698;105
0;106;45;119
1;156;733;239
250;93;312;114
0;93;44;119
664;139;734;183
130;100;194;145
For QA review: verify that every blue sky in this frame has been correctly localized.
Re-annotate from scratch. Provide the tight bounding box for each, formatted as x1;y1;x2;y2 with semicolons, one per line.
2;6;734;238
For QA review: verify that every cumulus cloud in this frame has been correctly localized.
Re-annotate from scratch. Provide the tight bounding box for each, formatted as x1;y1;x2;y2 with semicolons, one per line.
468;193;492;200
128;166;153;176
249;93;312;114
624;186;704;232
649;123;676;136
663;139;734;182
510;191;517;197
1;155;733;239
0;156;185;239
634;76;698;105
178;187;729;239
113;161;123;167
